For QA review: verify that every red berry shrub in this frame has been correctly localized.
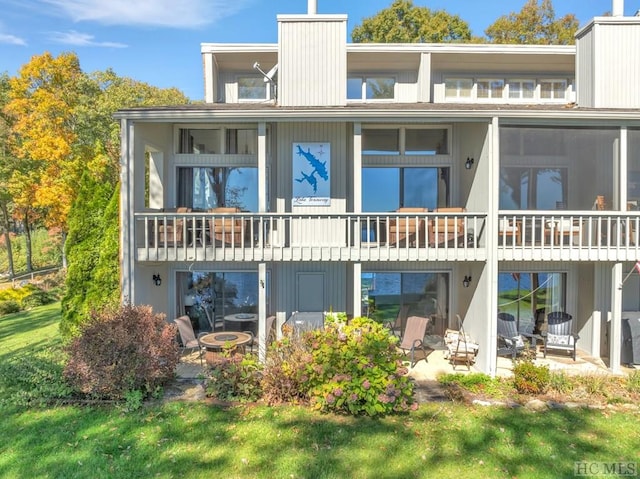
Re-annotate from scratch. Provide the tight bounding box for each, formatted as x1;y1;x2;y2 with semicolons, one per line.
64;304;180;400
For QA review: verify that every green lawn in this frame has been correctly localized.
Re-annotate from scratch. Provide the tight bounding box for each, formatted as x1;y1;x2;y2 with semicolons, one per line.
1;305;639;479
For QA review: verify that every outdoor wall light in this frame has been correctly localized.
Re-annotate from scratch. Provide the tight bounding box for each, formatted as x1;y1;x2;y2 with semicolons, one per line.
153;274;162;286
464;157;475;170
462;275;472;288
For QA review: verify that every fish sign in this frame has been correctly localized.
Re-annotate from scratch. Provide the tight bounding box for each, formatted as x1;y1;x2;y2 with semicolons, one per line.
292;143;330;206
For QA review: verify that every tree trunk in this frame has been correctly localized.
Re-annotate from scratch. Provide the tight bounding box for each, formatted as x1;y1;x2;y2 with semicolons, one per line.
0;201;14;279
61;230;67;269
23;212;33;273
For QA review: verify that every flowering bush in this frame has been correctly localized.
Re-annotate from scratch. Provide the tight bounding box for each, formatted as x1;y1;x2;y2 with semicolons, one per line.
206;348;263;402
304;316;415;416
64;304;180;400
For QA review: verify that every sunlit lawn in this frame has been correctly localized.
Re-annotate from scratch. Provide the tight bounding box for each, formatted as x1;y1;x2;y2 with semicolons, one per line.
1;304;639;479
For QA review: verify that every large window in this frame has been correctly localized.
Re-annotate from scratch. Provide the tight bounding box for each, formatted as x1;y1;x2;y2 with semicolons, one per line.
362;272;449;335
348;76;395;100
362;167;449;212
499;167;567;210
444;77;572;102
238;77;268;101
627;129;640;208
362;127;448;155
177;271;263;333
498;272;566;334
177;167;258;211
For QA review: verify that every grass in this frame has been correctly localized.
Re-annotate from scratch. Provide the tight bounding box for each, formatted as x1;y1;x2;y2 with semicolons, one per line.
1;305;640;479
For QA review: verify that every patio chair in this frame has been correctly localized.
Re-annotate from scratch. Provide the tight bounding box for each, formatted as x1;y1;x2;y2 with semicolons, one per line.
497;312;532;359
384;304;409;338
158;207;191;246
388;207;427;246
244;315;276;353
544;218;582;246
444;314;479;370
542;311;580;360
498;218;521;245
174;315;205;366
429;207;466;246
208;207;246;246
398;315;431;367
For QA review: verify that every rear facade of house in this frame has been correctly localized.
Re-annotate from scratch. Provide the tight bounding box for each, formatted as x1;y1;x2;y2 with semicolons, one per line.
117;0;640;375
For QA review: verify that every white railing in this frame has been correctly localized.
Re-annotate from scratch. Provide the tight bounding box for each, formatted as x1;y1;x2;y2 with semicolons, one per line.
498;211;640;261
134;211;486;262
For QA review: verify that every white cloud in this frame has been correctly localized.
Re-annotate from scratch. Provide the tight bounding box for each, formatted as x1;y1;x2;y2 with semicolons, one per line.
49;30;127;48
0;32;27;46
42;0;251;28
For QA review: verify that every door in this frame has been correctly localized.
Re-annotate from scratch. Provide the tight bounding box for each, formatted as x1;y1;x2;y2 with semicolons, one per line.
297;272;325;311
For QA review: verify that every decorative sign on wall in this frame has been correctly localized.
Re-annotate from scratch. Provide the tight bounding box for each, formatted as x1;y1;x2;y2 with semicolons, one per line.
292;142;330;206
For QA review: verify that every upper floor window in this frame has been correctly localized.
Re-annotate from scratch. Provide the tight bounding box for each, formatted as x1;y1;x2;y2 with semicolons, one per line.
445;78;472;99
238;77;269;101
178;128;257;155
477;79;504;99
508;79;535;99
348;76;395;101
177;167;258;211
540;79;567;100
362;127;449;155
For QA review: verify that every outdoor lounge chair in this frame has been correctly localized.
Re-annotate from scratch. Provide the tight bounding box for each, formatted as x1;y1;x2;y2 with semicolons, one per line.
158;207;191;246
444;314;479;370
398;315;430;367
542;311;579;360
384;304;409;338
429;207;466;246
497;312;532;359
174;315;205;366
388;208;427;246
208;207;246;246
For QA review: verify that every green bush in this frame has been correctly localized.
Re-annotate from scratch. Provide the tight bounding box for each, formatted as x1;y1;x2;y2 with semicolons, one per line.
21;289;55;309
0;300;21;316
64;304;180;400
0;346;74;408
261;333;313;405
304;316;416;416
549;371;575;395
626;370;640;394
513;361;550;395
205;349;263;402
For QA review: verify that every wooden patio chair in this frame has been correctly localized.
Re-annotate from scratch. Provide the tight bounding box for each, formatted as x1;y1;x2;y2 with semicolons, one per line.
388;207;427;246
498;218;521;245
398;315;431;367
497;312;534;359
444;314;479;370
158;207;191;246
208;207;246;246
429;207;466;246
542;311;580;360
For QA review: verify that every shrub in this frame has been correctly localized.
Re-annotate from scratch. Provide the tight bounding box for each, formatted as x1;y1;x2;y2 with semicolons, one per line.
261;333;313;405
549;371;575;395
205;348;263;402
21;288;55;309
304;316;415;416
513;360;550;395
64;304;180;400
0;346;74;408
0;300;21;315
626;370;640;394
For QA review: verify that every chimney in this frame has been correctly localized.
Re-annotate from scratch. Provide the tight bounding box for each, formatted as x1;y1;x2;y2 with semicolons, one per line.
308;0;317;15
612;0;624;16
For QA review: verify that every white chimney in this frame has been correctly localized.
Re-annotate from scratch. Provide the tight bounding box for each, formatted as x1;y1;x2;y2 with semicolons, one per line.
612;0;624;16
308;0;317;15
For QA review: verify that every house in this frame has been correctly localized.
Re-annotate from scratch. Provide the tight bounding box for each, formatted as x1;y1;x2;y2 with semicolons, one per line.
116;0;640;375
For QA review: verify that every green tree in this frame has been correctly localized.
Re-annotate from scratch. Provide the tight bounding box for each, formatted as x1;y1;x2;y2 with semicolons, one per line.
351;0;471;43
485;0;578;45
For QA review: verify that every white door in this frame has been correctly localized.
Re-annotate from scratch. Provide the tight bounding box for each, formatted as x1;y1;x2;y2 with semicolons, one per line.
297;272;325;311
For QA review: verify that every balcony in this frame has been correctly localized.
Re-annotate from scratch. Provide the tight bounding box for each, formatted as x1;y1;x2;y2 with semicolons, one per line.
134;211;486;262
498;212;640;261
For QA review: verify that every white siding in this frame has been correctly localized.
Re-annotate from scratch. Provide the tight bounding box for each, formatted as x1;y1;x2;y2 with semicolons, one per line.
576;24;595;107
594;23;640;108
395;71;419;102
278;15;347;107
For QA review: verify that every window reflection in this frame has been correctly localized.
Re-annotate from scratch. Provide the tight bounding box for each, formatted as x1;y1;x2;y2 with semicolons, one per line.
177;167;258;211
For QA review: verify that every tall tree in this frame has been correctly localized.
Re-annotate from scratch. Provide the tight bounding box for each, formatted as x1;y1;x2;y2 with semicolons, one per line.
485;0;578;45
352;0;471;43
0;73;16;278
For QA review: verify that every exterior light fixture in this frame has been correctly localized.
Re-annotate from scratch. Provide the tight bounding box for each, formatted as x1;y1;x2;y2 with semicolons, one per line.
465;157;475;170
462;275;472;288
153;274;162;286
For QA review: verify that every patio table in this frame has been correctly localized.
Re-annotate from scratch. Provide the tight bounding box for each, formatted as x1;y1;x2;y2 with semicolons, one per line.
224;313;258;332
199;332;252;364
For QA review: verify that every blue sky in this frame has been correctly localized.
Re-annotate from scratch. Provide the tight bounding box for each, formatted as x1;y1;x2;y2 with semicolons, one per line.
1;0;637;101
